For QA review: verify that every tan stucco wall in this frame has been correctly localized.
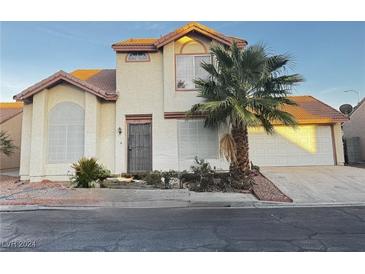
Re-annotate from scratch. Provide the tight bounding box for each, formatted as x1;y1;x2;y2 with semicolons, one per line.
343;102;365;160
19;104;32;178
98;102;116;171
0;112;22;170
20;84;116;181
115;34;229;173
115;48;165;172
333;123;345;165
163;34;214;113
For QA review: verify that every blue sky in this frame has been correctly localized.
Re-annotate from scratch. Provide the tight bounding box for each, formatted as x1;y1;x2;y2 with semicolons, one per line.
1;21;364;108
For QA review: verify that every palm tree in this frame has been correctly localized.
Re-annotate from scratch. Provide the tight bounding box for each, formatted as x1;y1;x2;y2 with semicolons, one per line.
189;43;303;187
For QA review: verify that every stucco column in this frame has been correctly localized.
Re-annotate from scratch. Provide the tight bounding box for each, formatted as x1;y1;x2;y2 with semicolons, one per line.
29;90;47;181
19;104;33;180
333;123;345;165
84;93;98;157
114;107;126;173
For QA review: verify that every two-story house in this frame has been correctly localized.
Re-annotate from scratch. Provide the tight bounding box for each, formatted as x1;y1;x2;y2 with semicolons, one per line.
14;22;347;182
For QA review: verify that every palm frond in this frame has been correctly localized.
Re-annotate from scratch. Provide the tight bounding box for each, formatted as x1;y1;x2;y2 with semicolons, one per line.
189;42;303;138
219;133;236;163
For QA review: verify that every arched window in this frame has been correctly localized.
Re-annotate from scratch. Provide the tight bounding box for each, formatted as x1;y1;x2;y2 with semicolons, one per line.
48;102;84;163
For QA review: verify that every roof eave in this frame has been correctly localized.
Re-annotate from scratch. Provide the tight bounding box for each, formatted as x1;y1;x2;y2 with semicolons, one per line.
14;71;118;102
111;45;158;52
154;26;234;49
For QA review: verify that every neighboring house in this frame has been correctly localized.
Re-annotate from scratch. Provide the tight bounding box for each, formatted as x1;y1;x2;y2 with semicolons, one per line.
343;98;365;162
0;102;23;170
13;22;348;182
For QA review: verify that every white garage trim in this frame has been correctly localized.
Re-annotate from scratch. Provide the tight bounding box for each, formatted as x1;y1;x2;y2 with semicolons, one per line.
330;124;338;165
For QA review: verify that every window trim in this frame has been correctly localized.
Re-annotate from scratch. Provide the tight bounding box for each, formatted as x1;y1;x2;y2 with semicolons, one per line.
175;53;211;92
125;52;151;62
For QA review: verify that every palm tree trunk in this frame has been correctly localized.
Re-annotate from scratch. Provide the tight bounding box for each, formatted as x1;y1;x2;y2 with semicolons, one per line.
230;125;250;178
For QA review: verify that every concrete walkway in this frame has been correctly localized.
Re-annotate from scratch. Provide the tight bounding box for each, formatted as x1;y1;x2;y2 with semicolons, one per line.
261;166;365;204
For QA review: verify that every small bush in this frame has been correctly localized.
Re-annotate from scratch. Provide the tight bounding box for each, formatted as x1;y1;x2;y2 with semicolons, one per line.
143;171;163;187
251;162;260;172
129;170;180;189
0;130;16;156
71;157;111;188
161;170;179;189
190;157;213;175
181;157;253;192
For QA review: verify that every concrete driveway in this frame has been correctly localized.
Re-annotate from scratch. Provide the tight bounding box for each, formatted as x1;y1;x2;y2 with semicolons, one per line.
261;166;365;204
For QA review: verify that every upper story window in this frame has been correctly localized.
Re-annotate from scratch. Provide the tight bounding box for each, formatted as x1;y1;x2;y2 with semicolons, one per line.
48;102;84;164
126;52;150;62
176;54;211;90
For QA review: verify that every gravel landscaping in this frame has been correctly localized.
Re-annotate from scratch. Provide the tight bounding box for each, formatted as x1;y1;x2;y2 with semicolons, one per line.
252;172;292;202
0;175;100;206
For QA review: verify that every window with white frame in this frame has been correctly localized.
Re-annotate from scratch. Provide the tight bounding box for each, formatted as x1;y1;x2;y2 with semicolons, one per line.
176;55;211;90
48;102;84;163
126;52;150;62
177;120;218;160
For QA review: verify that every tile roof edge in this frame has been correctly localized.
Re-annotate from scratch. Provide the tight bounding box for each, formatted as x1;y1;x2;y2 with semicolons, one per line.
0;102;23;108
0;109;23;124
307;95;347;117
14;70;117;101
112;22;247;51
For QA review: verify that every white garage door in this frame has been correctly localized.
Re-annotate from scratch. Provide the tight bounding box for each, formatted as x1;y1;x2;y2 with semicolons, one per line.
248;125;335;166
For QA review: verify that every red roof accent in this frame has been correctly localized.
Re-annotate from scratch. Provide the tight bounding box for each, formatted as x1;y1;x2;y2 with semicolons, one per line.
14;70;117;102
153;22;247;49
282;96;348;124
112;22;247;52
0;102;23;124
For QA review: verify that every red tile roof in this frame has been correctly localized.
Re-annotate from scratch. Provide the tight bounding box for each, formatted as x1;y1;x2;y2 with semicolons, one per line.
112;22;247;52
71;69;116;94
113;38;158;46
282;96;348;124
166;96;347;125
0;102;23;124
71;69;101;80
14;70;117;102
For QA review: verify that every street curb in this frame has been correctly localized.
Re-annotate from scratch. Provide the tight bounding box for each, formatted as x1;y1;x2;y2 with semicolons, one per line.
249;201;365;208
2;201;365;212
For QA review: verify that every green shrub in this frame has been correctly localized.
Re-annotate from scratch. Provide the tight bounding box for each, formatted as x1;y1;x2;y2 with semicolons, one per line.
143;171;163;187
251;162;260;172
180;157;252;192
190;156;213;175
179;157;213;191
161;170;179;189
71;157;111;188
130;170;180;189
0;130;16;156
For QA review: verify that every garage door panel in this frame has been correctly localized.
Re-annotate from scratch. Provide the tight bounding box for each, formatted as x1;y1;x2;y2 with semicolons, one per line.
248;125;334;166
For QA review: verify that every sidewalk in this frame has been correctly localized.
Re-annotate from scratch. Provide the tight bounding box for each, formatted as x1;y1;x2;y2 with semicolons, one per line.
0;175;259;210
2;175;364;211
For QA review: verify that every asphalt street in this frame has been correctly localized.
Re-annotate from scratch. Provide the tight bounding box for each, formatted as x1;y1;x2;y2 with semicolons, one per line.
1;206;365;251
